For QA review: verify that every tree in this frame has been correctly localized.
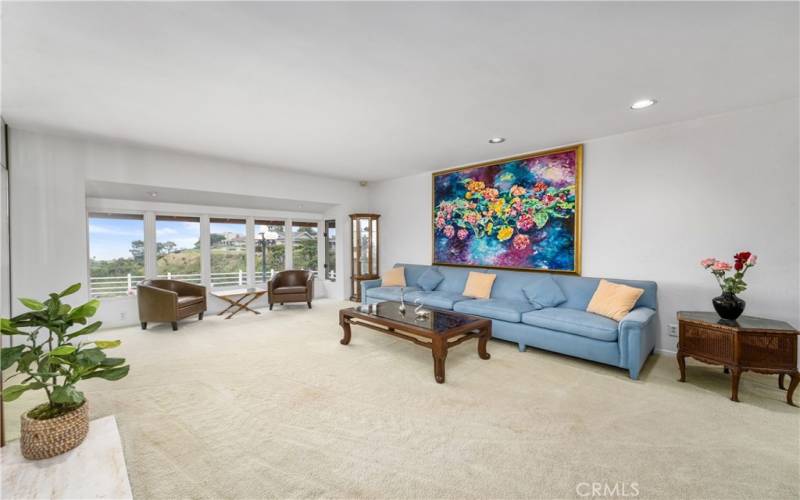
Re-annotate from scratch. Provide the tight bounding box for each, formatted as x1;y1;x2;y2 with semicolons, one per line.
209;233;226;246
156;241;177;257
130;240;144;264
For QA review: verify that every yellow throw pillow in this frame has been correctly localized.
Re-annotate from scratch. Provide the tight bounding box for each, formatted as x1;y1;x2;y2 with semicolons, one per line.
463;272;496;299
381;266;406;287
586;279;644;321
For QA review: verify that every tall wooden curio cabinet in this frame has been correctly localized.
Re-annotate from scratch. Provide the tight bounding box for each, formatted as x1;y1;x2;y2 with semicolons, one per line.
350;213;380;301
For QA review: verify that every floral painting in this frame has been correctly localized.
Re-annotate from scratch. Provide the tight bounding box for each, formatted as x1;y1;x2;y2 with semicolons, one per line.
432;145;582;273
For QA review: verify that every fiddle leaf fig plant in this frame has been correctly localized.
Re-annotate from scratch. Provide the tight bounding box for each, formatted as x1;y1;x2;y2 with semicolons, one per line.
1;283;130;420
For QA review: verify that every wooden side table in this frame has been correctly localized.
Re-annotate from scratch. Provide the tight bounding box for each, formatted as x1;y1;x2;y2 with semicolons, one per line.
677;311;799;406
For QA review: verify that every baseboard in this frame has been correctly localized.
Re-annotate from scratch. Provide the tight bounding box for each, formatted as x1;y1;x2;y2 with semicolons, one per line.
656;348;676;355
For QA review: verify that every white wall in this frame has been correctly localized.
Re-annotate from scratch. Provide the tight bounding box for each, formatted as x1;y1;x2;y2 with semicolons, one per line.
8;129;368;328
368;99;800;352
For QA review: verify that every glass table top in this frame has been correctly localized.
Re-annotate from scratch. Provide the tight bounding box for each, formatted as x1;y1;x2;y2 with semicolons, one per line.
349;301;484;333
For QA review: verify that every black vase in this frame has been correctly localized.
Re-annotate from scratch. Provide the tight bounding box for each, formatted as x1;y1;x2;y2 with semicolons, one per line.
712;292;745;321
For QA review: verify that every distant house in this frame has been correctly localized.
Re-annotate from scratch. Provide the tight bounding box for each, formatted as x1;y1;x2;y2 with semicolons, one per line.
220;232;246;249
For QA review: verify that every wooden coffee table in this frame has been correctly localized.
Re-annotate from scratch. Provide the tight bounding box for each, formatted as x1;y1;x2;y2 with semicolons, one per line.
211;287;268;319
339;301;492;383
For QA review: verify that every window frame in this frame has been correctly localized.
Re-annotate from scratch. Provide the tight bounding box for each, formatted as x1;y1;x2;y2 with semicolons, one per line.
154;214;202;284
86;208;325;299
86;211;147;300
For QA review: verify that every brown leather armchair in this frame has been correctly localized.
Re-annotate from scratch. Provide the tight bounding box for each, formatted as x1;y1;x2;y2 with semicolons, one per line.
268;270;314;310
137;279;207;331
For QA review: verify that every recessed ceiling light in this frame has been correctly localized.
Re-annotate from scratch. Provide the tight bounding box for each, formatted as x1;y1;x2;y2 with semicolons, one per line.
147;191;158;198
630;98;657;110
488;137;506;144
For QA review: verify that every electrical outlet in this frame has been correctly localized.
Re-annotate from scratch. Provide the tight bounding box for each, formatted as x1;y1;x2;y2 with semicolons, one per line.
667;324;678;337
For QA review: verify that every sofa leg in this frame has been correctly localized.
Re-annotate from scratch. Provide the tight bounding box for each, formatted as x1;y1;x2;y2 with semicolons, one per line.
171;322;178;331
198;312;204;321
269;304;273;311
518;342;525;353
307;301;312;309
141;322;147;330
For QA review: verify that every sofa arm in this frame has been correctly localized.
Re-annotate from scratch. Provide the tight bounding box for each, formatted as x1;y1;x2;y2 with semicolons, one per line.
360;278;382;303
306;274;314;300
618;307;658;380
619;307;657;329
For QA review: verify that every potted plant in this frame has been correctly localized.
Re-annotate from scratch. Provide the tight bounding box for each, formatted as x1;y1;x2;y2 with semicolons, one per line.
1;283;130;460
700;251;758;321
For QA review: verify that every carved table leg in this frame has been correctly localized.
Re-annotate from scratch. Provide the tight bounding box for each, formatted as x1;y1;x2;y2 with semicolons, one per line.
339;318;351;345
431;337;447;384
478;326;491;360
730;367;742;402
786;373;799;407
677;352;686;382
778;373;786;390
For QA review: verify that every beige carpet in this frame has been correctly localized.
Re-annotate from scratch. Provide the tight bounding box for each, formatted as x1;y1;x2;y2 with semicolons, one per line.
3;299;798;499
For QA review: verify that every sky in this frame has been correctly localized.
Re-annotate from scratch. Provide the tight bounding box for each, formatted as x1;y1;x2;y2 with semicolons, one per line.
89;219;307;261
88;218;144;261
158;220;201;250
89;218;201;261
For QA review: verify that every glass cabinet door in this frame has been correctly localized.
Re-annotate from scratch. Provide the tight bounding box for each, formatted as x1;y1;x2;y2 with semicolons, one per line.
349;214;380;300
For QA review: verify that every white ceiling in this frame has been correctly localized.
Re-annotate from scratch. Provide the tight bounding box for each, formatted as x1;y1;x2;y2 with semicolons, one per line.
3;2;798;181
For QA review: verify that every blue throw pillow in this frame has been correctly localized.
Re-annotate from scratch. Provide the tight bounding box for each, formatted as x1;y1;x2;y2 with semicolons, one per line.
417;268;444;291
522;276;567;309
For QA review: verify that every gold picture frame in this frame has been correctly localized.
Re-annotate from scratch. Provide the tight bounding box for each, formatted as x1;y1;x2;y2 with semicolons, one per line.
431;144;583;275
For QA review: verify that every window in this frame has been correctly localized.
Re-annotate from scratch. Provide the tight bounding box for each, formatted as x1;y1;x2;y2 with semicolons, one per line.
255;220;285;283
88;213;145;298
324;220;335;281
292;221;318;272
156;215;201;284
210;217;247;287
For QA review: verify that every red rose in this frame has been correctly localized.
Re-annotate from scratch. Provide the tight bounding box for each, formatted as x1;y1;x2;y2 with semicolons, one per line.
734;251;751;262
734;261;743;271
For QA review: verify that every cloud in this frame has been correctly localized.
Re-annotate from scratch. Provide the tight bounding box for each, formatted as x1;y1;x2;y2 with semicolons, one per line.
88;224;141;237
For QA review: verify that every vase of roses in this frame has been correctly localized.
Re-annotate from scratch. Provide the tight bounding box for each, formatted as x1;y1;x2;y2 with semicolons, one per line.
700;251;757;321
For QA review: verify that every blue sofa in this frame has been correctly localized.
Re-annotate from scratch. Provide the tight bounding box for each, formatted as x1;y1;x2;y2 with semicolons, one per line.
361;263;658;379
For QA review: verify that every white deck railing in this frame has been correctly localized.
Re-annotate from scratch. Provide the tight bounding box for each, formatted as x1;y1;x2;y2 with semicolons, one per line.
89;275;146;298
90;269;321;297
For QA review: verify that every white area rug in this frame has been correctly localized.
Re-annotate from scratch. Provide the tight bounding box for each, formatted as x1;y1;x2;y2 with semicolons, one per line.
4;299;798;499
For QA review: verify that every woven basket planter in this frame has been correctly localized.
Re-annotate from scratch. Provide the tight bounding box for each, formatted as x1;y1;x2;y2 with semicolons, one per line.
20;401;89;460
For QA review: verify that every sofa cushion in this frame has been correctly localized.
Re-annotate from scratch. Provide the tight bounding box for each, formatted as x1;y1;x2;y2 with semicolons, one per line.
405;290;472;310
490;270;543;302
522;276;567;309
434;267;482;294
454;299;537;323
394;264;431;289
521;308;619;342
177;295;204;307
553;275;657;311
381;266;406;287
587;279;645;321
463;272;496;299
273;286;307;294
417;268;444;291
365;286;421;302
